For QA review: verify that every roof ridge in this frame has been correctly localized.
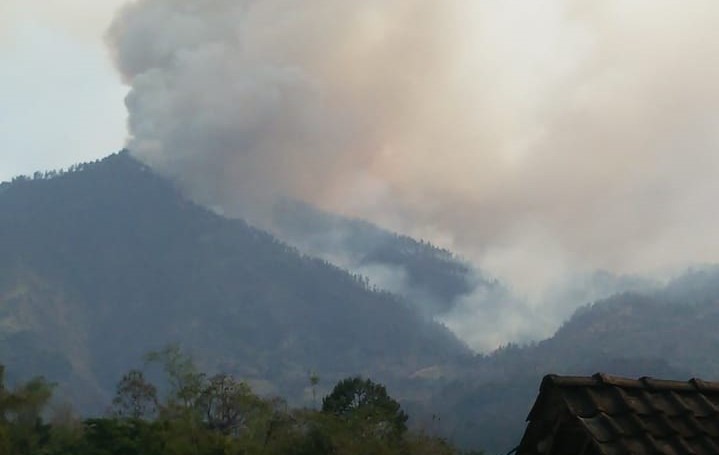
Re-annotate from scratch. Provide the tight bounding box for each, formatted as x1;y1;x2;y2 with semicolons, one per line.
690;378;719;393
541;373;719;392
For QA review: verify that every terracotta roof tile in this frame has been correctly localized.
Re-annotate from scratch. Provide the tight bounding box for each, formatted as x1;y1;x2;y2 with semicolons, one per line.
517;373;719;455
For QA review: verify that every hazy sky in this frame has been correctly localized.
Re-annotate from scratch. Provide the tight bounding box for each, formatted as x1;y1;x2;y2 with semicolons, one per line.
0;0;128;180
6;0;719;349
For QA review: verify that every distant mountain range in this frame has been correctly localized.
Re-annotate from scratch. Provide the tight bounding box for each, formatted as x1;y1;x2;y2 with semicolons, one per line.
3;151;719;454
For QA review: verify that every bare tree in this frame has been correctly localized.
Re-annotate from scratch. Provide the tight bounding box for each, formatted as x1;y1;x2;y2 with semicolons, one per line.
112;369;158;420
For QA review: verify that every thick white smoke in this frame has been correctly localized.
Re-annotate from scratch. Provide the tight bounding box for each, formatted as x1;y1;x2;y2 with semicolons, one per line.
108;0;719;350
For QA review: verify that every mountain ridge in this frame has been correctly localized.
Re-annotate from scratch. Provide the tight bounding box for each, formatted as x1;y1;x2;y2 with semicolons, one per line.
0;151;470;411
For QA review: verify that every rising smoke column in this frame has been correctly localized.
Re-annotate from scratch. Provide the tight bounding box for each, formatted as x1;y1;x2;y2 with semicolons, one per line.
108;0;719;349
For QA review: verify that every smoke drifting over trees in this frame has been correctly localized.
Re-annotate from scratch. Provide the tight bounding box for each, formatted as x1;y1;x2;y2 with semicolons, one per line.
107;0;719;347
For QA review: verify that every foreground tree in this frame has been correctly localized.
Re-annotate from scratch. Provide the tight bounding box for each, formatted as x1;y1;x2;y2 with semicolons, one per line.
112;369;159;419
322;376;408;440
145;344;205;410
0;360;478;454
198;373;265;435
0;365;55;454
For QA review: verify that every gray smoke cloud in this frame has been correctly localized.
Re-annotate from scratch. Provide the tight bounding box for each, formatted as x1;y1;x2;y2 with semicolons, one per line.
107;0;719;350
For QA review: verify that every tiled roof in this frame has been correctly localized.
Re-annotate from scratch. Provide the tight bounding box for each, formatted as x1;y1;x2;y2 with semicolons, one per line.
516;373;719;455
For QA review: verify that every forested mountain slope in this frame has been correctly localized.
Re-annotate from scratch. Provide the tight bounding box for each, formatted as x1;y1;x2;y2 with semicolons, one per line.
0;151;470;411
271;199;502;317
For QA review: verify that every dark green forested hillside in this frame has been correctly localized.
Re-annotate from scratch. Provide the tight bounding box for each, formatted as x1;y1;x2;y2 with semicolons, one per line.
0;151;470;412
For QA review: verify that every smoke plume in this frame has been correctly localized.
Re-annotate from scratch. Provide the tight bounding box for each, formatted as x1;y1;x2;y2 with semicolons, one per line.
108;0;719;349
